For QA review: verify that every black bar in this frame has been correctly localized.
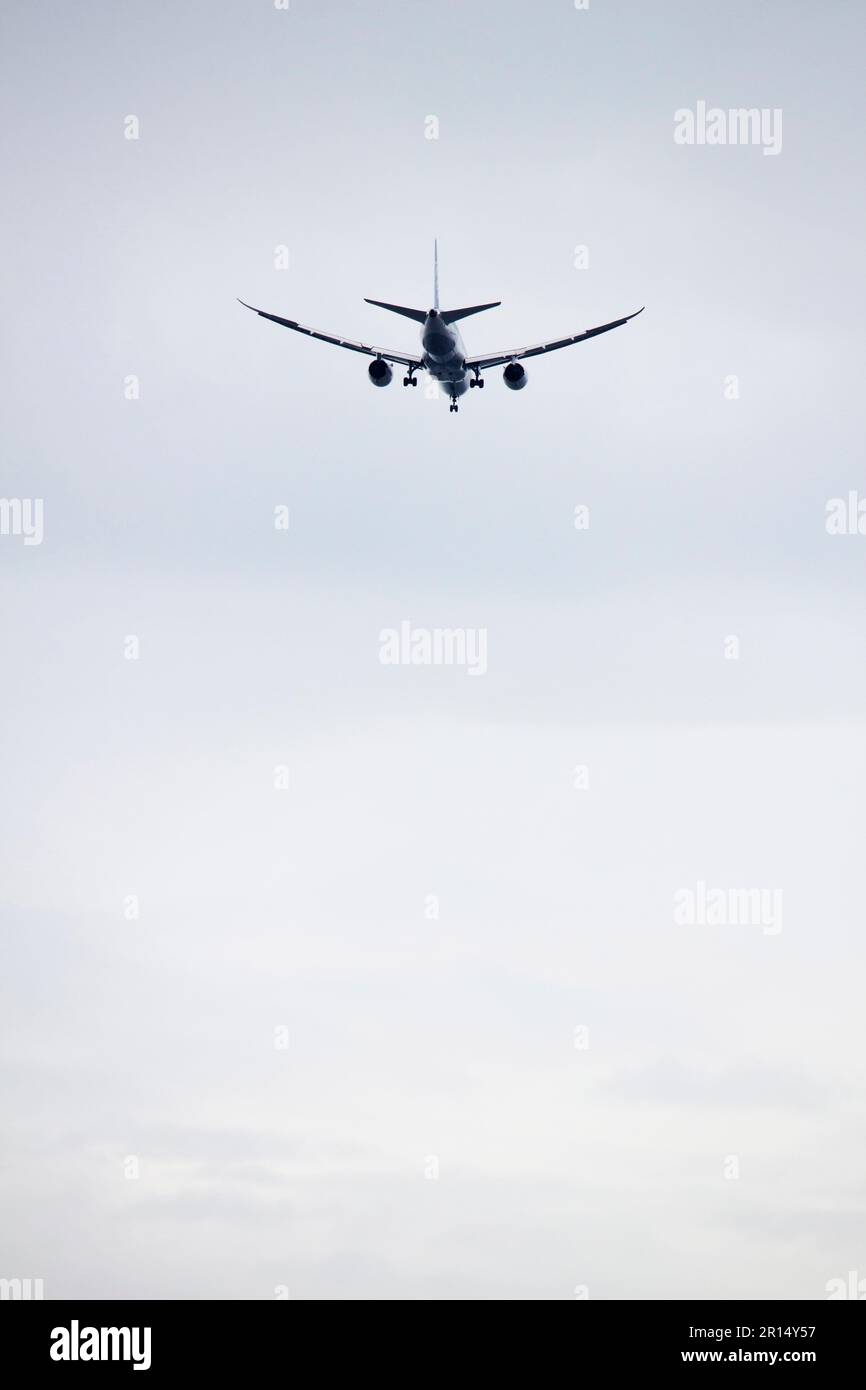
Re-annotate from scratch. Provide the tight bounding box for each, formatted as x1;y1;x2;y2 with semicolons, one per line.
4;1299;863;1375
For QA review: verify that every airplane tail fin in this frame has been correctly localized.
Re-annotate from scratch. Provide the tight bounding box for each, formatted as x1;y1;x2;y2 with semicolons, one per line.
441;302;501;324
365;243;499;324
363;240;440;322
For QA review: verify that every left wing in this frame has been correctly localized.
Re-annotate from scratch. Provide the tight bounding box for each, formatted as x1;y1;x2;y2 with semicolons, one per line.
465;306;644;371
238;299;424;369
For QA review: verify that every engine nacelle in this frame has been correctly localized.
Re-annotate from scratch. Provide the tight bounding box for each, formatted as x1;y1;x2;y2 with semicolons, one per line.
368;358;393;388
503;361;527;391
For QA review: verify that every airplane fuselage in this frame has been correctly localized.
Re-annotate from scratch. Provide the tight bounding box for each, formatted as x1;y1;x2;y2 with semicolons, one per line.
421;310;469;397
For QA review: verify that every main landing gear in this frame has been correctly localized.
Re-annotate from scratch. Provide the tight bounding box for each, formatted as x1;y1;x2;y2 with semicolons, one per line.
402;369;418;387
468;372;485;389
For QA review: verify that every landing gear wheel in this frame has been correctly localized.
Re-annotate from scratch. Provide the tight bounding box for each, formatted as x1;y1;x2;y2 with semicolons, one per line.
478;378;485;389
403;377;409;387
412;377;417;386
469;379;476;389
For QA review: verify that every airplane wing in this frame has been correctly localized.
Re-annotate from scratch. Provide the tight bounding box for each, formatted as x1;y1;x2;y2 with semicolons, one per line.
238;300;424;369
464;306;644;371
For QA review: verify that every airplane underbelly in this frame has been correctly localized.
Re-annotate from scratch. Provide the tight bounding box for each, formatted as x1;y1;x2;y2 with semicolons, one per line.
425;353;466;380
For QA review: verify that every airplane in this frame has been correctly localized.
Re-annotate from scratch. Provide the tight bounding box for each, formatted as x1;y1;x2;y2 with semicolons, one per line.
238;243;643;414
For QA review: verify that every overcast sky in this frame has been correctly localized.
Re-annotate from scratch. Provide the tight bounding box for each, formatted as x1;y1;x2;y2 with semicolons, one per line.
1;0;865;1299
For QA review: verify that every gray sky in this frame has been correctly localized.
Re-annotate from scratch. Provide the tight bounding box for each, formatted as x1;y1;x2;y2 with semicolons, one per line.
1;0;865;1299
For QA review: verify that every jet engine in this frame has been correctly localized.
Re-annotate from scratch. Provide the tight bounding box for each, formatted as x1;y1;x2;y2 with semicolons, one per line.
368;359;393;387
503;361;527;391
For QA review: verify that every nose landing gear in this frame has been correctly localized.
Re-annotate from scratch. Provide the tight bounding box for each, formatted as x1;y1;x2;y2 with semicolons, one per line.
449;396;459;413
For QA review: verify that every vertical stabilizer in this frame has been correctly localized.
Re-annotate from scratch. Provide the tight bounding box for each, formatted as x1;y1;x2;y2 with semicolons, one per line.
433;239;439;310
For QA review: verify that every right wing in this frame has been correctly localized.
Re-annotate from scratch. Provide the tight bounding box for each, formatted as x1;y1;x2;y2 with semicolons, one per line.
465;306;644;371
238;299;424;369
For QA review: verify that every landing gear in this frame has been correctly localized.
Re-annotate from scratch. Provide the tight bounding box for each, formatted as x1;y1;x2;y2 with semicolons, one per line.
449;398;459;413
402;369;418;387
469;370;484;389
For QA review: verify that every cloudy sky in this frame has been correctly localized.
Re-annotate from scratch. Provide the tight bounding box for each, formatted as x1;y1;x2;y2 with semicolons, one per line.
1;0;865;1299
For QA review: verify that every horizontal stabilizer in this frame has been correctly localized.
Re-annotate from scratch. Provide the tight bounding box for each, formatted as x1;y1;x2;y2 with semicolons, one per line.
363;299;428;323
441;302;501;324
